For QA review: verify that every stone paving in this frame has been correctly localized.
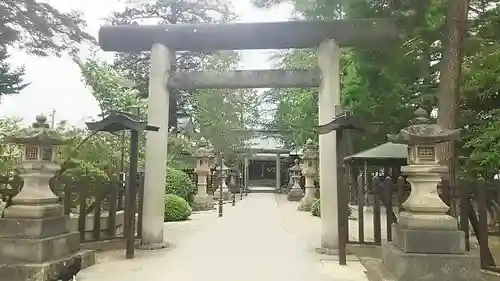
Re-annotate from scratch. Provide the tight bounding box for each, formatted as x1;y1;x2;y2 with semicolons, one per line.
76;193;369;281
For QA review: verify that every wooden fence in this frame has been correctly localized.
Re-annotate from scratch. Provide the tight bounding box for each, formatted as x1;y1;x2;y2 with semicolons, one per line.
345;172;500;274
0;174;144;243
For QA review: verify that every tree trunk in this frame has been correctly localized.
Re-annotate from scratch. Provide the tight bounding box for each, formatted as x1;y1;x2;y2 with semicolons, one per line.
437;0;470;216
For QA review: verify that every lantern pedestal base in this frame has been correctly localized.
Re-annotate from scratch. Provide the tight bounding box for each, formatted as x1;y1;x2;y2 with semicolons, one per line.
0;215;69;239
287;187;303;202
192;195;214;211
0;204;96;281
391;223;465;254
397;211;458;231
3;204;64;219
364;241;483;281
213;188;230;201
0;249;95;281
0;231;81;264
298;195;315;211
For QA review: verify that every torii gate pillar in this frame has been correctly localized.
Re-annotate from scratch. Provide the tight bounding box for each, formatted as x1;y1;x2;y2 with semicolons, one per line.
317;39;341;250
141;43;171;247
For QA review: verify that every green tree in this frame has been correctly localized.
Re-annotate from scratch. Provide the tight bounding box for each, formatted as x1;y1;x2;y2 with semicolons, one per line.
0;117;23;173
107;0;234;127
68;57;194;178
461;4;500;177
0;48;27;97
264;49;318;148
1;0;94;56
57;58;149;179
256;0;500;177
0;1;93;98
191;52;259;159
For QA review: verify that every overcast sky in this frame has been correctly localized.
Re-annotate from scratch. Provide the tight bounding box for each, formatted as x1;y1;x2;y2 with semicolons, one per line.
0;0;293;127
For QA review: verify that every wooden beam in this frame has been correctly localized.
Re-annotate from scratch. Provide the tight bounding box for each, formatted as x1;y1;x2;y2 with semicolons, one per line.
99;19;397;52
168;69;320;89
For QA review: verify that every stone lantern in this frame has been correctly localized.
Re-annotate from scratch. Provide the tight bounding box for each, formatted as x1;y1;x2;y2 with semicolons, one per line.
0;115;94;281
287;158;303;201
4;115;66;216
391;108;460;231
193;137;214;211
366;108;481;281
298;139;318;211
213;160;230;201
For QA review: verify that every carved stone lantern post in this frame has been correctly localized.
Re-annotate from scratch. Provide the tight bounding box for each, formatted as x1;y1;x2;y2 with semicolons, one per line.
298;139;318;211
287;159;304;201
193;137;214;211
366;108;482;281
0;115;94;280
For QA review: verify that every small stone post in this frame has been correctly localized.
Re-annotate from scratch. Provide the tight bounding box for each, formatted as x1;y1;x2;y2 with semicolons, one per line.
366;108;482;281
287;159;304;201
213;161;230;201
193;138;214;211
275;153;281;191
228;169;238;193
298;139;318;211
0;115;94;281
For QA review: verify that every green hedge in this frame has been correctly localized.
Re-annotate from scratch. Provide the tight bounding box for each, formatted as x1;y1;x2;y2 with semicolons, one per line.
311;199;321;217
310;199;352;218
164;194;192;222
166;167;195;203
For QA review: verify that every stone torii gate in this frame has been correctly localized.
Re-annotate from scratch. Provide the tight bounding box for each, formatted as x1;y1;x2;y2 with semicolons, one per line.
98;19;396;251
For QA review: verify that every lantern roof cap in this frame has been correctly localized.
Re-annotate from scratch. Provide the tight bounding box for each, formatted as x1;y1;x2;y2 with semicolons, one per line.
194;137;213;157
221;161;228;171
290;158;302;172
6;114;64;145
85;110;159;133
303;138;318;159
388;108;460;145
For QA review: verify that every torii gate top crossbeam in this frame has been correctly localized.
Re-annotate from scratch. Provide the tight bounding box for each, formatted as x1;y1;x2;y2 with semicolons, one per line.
98;19;397;52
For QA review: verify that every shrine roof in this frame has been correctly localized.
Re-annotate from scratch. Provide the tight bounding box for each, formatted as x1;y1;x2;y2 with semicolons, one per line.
248;135;285;151
344;142;407;165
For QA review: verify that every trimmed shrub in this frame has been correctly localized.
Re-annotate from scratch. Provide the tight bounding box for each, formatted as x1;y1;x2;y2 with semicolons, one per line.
166;167;195;203
164;194;192;222
311;199;321;217
310;199;353;218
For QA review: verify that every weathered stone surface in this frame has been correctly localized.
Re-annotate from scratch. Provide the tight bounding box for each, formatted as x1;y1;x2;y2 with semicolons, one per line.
287;188;303;202
362;258;397;281
0;250;95;281
192;195;214;211
213;188;230;201
397;211;457;231
392;223;465;254
169;69;320;89
0;216;69;239
98;19;398;52
298;196;315;211
3;204;64;219
365;241;483;281
0;232;80;264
